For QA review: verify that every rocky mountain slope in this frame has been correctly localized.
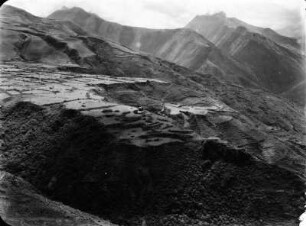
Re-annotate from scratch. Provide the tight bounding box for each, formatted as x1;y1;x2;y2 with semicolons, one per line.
186;12;300;50
48;7;306;106
186;12;306;105
0;4;305;226
49;8;306;106
48;7;259;88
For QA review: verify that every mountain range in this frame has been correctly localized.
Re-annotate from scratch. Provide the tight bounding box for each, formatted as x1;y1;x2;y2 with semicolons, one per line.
48;7;306;106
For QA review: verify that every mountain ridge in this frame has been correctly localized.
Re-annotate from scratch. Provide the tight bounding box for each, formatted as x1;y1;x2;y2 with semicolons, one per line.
48;7;261;88
48;6;305;106
186;12;300;49
185;12;305;105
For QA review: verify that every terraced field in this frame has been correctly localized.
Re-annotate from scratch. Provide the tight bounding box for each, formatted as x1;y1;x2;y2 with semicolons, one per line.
0;61;305;225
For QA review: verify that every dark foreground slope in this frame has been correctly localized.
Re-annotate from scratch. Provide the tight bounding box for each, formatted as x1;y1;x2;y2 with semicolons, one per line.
0;5;305;226
0;171;115;225
1;61;305;226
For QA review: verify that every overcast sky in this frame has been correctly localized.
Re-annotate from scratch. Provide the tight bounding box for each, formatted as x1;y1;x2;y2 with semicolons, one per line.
3;0;304;30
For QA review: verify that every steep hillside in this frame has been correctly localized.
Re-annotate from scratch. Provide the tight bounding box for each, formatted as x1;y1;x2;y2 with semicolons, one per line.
0;5;91;65
216;27;304;93
186;12;300;50
1;60;305;226
186;12;306;106
48;7;259;87
0;171;115;225
0;5;305;226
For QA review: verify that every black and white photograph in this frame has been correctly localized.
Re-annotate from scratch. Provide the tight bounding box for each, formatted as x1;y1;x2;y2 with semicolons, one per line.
0;0;305;225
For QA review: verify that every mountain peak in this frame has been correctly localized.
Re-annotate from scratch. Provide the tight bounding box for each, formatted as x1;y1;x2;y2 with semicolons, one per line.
48;6;93;22
70;6;85;11
194;11;227;20
66;6;87;13
52;6;88;15
212;11;226;18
